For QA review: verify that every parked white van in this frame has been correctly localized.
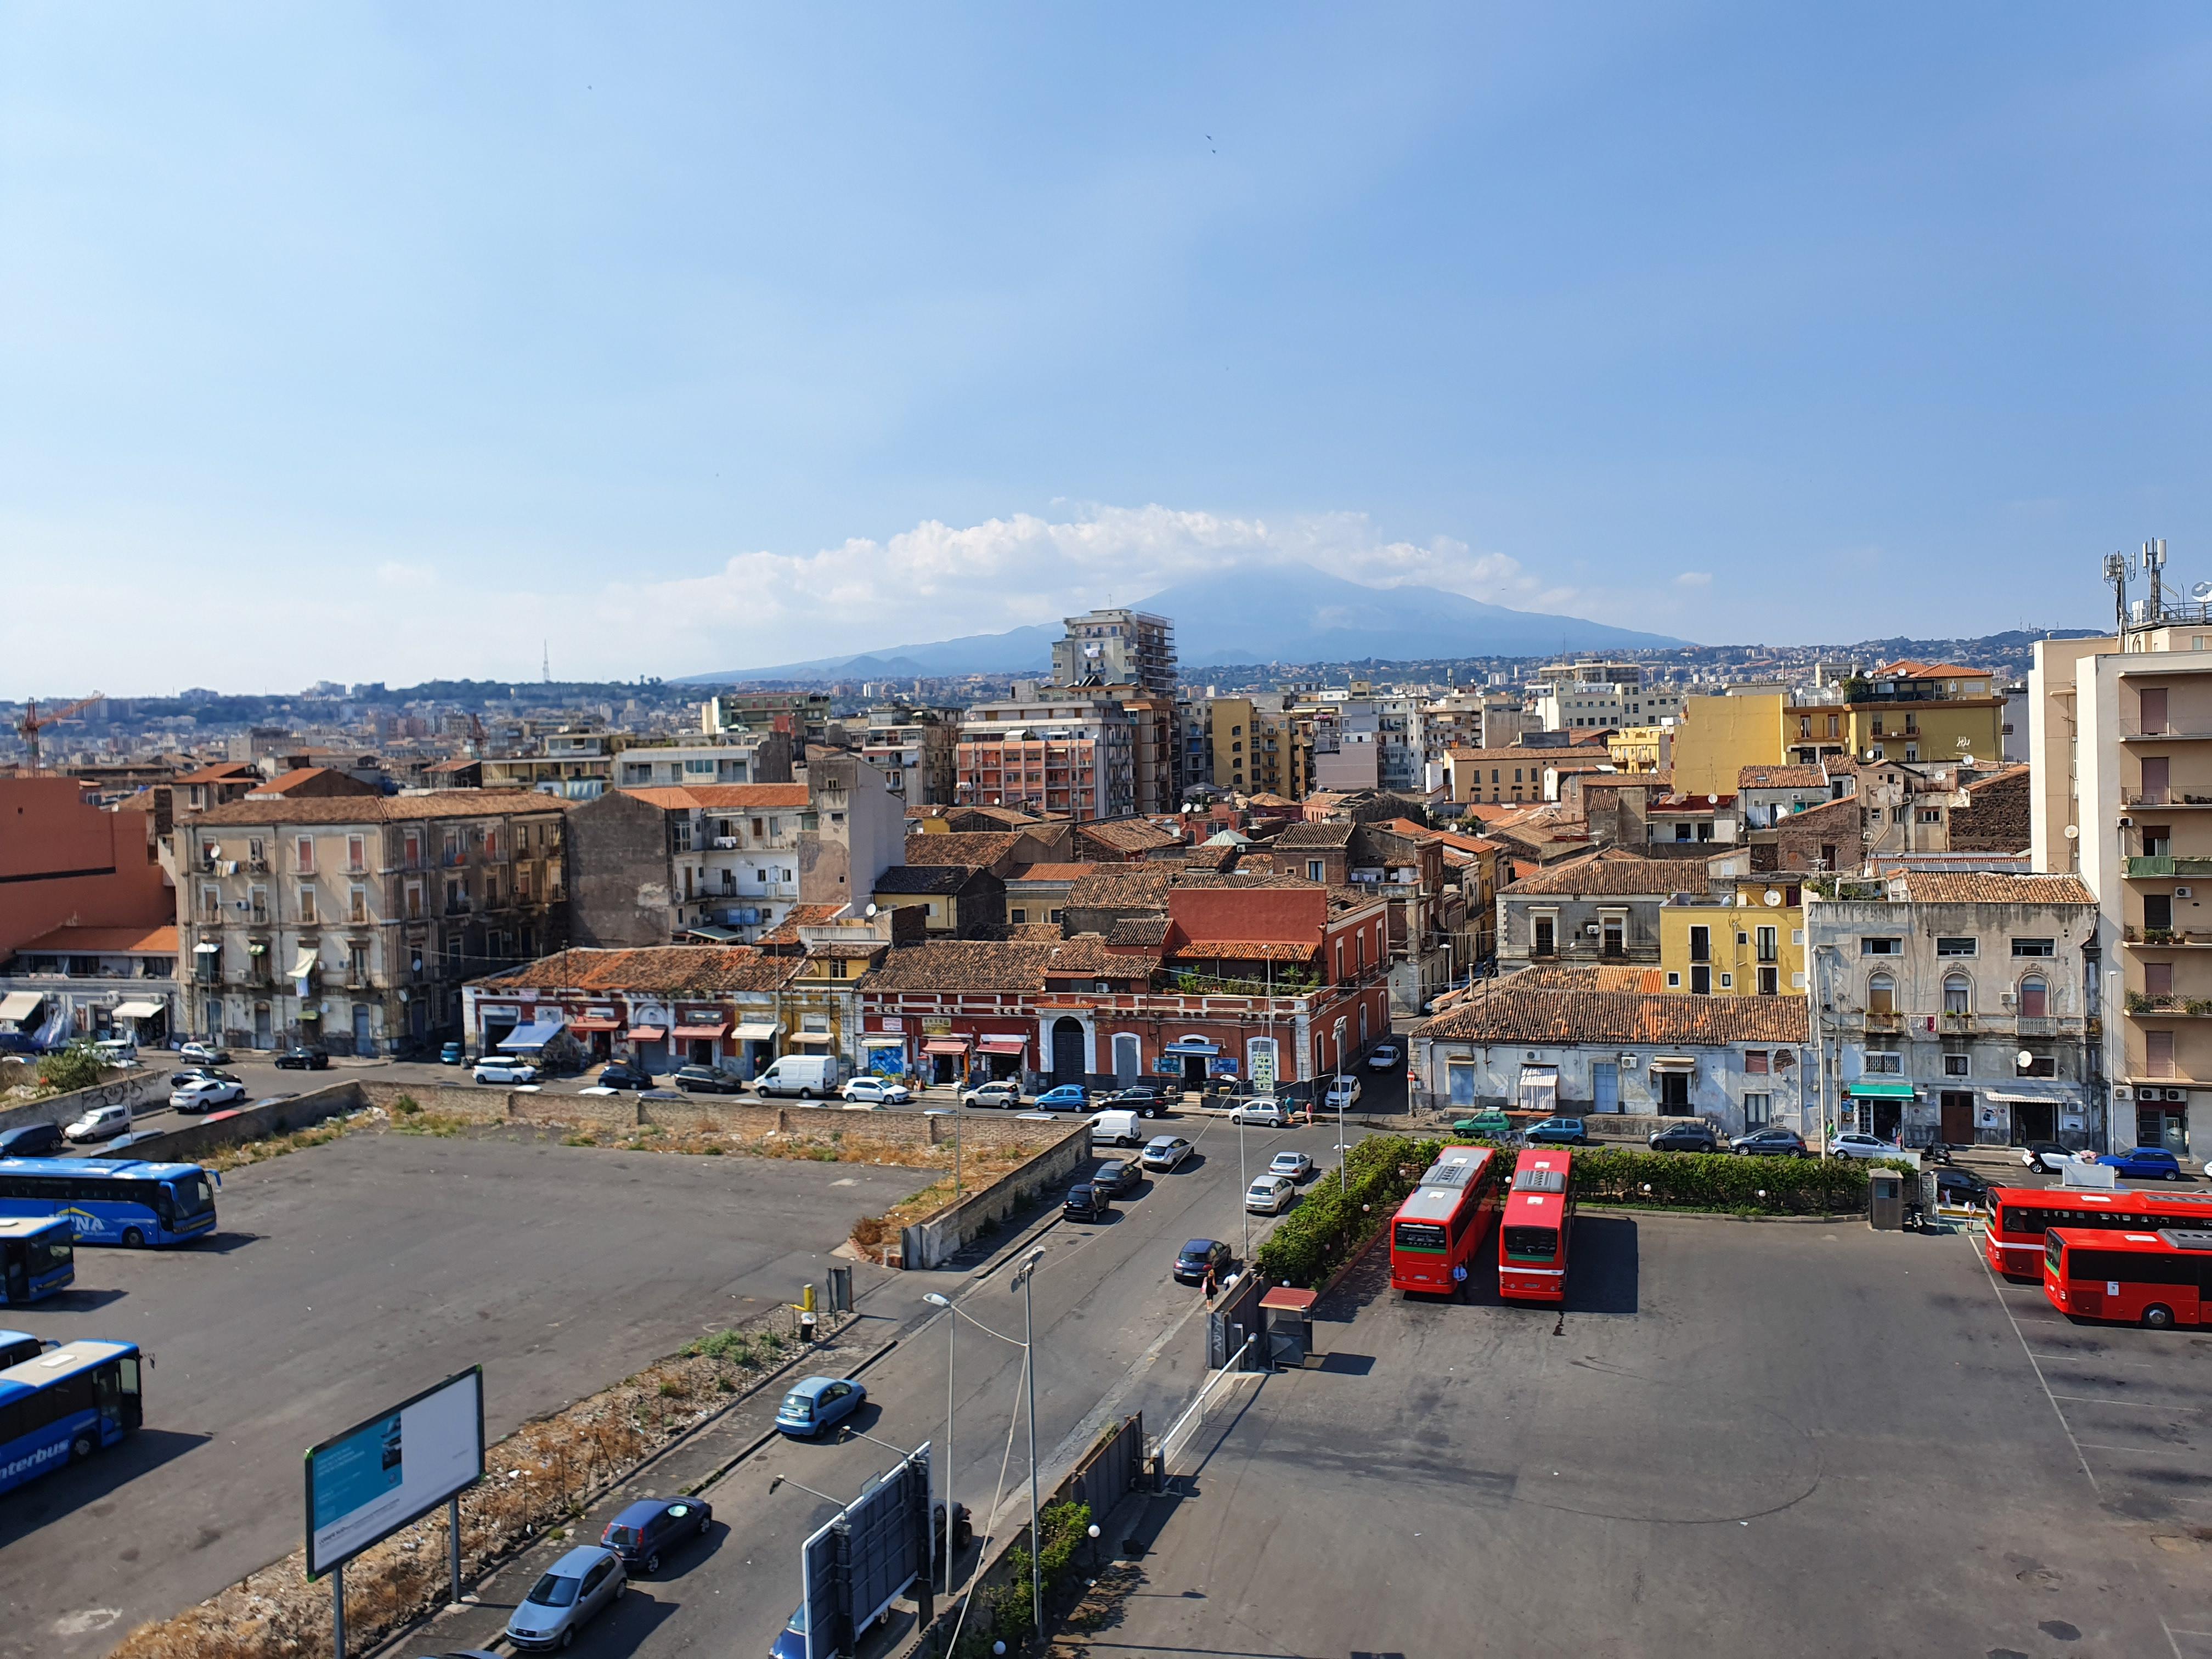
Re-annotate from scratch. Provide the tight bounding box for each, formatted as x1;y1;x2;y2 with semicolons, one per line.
753;1054;841;1100
1090;1109;1144;1149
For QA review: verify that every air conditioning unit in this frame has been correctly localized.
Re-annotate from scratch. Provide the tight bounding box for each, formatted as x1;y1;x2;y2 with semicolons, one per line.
2178;886;2194;898
2114;1085;2132;1101
2168;1087;2190;1103
2000;991;2016;1005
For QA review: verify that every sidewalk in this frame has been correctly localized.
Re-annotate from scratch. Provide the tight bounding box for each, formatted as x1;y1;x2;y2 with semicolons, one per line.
370;1319;901;1656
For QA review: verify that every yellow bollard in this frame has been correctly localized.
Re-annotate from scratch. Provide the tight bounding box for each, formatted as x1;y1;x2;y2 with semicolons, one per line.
800;1283;816;1313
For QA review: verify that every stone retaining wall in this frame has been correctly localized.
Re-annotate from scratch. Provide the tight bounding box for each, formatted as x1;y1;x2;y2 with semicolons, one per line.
899;1125;1089;1269
0;1066;160;1138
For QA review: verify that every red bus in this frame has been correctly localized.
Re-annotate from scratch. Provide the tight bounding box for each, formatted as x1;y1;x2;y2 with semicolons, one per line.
1499;1148;1575;1302
1982;1184;2212;1279
2042;1226;2212;1328
1389;1146;1500;1296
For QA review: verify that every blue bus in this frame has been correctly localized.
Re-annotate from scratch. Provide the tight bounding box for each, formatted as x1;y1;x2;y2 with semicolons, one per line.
0;1158;218;1248
0;1331;43;1369
0;1216;75;1303
0;1339;144;1496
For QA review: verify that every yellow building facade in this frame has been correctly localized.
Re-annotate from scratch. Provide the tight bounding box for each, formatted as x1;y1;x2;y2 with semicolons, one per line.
1658;879;1807;997
1669;695;1787;797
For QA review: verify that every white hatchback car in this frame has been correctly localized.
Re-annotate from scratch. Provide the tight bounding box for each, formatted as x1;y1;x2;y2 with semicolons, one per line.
1140;1135;1195;1172
1366;1043;1402;1070
473;1057;540;1085
1323;1076;1362;1109
840;1077;913;1108
1244;1174;1295;1215
1227;1097;1291;1127
1831;1131;1903;1161
170;1076;246;1114
65;1102;135;1142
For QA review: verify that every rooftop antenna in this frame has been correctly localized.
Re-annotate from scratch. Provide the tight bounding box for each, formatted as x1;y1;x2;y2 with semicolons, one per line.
2145;538;2167;625
2105;550;2130;635
543;640;551;683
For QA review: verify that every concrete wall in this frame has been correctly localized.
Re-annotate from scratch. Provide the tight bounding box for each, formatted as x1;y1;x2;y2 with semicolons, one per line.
101;1079;367;1162
0;1067;161;1139
565;789;676;947
900;1124;1088;1269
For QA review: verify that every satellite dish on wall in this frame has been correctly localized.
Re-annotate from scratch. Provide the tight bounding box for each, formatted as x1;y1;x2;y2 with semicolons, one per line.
865;902;878;917
2064;825;2080;839
2017;1049;2035;1069
2193;581;2212;601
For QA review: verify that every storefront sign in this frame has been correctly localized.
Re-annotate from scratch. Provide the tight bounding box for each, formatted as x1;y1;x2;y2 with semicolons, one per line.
1209;1057;1239;1077
882;1017;904;1031
922;1017;952;1035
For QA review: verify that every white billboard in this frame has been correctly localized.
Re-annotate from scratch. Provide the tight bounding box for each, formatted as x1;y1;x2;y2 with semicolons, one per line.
304;1366;484;1578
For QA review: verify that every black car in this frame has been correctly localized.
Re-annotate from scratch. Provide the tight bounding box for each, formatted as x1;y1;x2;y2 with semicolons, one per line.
1733;1128;1810;1158
1091;1159;1140;1198
600;1496;713;1575
1099;1084;1173;1118
1173;1238;1233;1285
0;1121;65;1159
275;1047;330;1071
1647;1121;1720;1154
1934;1167;1990;1207
672;1065;745;1094
1063;1182;1113;1221
597;1063;653;1091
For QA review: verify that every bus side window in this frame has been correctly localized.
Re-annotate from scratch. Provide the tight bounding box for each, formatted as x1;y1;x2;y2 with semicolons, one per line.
118;1356;140;1396
0;1400;24;1442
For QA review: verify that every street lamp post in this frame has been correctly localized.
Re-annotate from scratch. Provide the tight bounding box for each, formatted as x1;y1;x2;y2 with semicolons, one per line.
1009;1244;1046;1635
922;1291;956;1593
1238;1108;1250;1261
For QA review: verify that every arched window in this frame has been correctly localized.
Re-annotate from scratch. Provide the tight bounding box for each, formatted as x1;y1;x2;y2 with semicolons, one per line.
2019;975;2049;1018
1943;974;1971;1015
1867;972;1895;1014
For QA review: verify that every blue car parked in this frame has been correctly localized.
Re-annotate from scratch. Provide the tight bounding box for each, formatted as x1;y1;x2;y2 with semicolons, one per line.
601;1496;713;1575
2098;1146;2187;1182
1035;1084;1090;1111
776;1375;868;1438
770;1603;808;1659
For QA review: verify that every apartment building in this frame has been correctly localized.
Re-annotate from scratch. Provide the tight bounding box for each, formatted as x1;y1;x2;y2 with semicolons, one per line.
481;727;624;799
956;689;1137;821
1204;695;1310;800
701;691;834;751
859;706;960;804
1656;877;1806;997
1496;849;1683;972
611;734;794;790
1532;661;1685;732
1805;871;2098;1149
1049;608;1176;698
1785;662;2005;768
177;791;569;1054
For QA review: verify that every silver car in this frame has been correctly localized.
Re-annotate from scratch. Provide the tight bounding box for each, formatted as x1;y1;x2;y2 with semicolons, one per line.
1141;1135;1194;1172
1245;1175;1295;1215
505;1544;626;1650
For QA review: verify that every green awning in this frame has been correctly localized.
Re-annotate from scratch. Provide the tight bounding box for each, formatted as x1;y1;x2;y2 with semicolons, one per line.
1848;1081;1916;1099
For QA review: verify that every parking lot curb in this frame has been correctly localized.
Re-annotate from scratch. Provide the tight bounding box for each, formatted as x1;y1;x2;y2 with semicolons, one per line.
1578;1204;1862;1224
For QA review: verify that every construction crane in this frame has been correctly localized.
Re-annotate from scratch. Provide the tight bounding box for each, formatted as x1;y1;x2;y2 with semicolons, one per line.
16;693;104;774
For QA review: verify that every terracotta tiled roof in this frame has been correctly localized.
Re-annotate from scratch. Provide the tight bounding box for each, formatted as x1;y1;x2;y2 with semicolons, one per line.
1178;844;1241;871
174;762;258;785
860;941;1059;992
1008;863;1097;883
247;766;379;797
903;832;1020;867
1871;660;1990;681
1072;819;1182;854
1003;922;1069;942
1884;871;2095;905
1167;940;1316;964
1066;867;1178;908
1504;848;1688;898
1739;765;1827;789
12;924;179;955
191;790;564;827
1272;822;1355;850
1107;915;1173;947
479;946;798;995
1040;935;1151;976
873;865;990;895
1418;988;1807;1045
1504;963;1666;994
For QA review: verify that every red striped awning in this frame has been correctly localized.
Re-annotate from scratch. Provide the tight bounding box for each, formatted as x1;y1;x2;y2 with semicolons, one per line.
977;1035;1029;1054
923;1037;970;1056
672;1022;730;1040
626;1026;668;1042
569;1017;621;1032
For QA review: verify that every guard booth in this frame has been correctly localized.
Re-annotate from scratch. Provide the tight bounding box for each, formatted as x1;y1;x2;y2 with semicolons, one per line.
1259;1286;1318;1369
1867;1170;1905;1232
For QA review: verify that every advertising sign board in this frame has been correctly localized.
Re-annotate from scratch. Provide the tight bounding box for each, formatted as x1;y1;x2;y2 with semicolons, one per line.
304;1366;484;1578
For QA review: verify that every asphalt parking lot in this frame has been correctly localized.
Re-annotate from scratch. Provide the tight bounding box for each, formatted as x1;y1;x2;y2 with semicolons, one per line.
0;1131;921;1659
1060;1212;2212;1659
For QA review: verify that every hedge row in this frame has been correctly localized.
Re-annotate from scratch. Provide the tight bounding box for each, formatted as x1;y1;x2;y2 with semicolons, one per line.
1252;1135;1443;1289
1513;1142;1893;1215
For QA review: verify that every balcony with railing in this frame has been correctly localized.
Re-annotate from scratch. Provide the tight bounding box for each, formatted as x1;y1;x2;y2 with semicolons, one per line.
2120;721;2212;741
2121;855;2212;878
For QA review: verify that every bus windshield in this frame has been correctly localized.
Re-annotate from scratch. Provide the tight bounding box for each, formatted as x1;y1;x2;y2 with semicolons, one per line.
166;1175;215;1217
1394;1221;1447;1252
2045;1233;2063;1278
1503;1226;1558;1262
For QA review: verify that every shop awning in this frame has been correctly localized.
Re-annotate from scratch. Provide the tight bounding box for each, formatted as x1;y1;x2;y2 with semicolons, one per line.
860;1035;906;1048
672;1021;730;1040
1516;1064;1558;1114
978;1035;1029;1054
193;941;219;955
924;1037;970;1056
1649;1056;1698;1073
731;1022;780;1042
569;1017;622;1032
789;1032;833;1047
1164;1039;1219;1055
0;992;45;1022
499;1014;566;1052
1983;1088;2080;1105
1848;1081;1917;1099
626;1025;668;1042
291;947;320;980
112;1001;162;1020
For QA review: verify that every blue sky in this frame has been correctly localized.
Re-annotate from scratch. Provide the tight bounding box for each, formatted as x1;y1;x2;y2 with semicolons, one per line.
4;3;2208;693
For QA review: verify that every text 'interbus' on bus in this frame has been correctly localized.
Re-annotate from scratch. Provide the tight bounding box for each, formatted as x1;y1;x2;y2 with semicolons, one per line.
0;1339;144;1497
1500;1149;1576;1302
0;1157;218;1248
1982;1184;2212;1278
1390;1146;1500;1296
2044;1227;2212;1329
0;1216;75;1304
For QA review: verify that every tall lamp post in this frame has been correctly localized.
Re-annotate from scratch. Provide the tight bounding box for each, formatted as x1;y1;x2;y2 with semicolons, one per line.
1237;1107;1250;1261
922;1291;956;1593
1009;1244;1046;1635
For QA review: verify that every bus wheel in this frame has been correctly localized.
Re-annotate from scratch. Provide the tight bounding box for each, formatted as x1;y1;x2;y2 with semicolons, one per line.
70;1433;95;1461
121;1227;145;1249
2144;1304;2176;1329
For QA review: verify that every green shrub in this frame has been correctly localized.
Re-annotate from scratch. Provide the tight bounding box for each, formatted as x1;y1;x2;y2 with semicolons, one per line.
393;1093;421;1116
37;1040;106;1096
1552;1144;1876;1214
1254;1136;1442;1289
682;1328;757;1364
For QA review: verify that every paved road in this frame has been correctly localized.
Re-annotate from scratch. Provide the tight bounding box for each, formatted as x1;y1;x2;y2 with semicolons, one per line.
411;1109;1346;1658
0;1135;922;1659
1054;1213;2212;1659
